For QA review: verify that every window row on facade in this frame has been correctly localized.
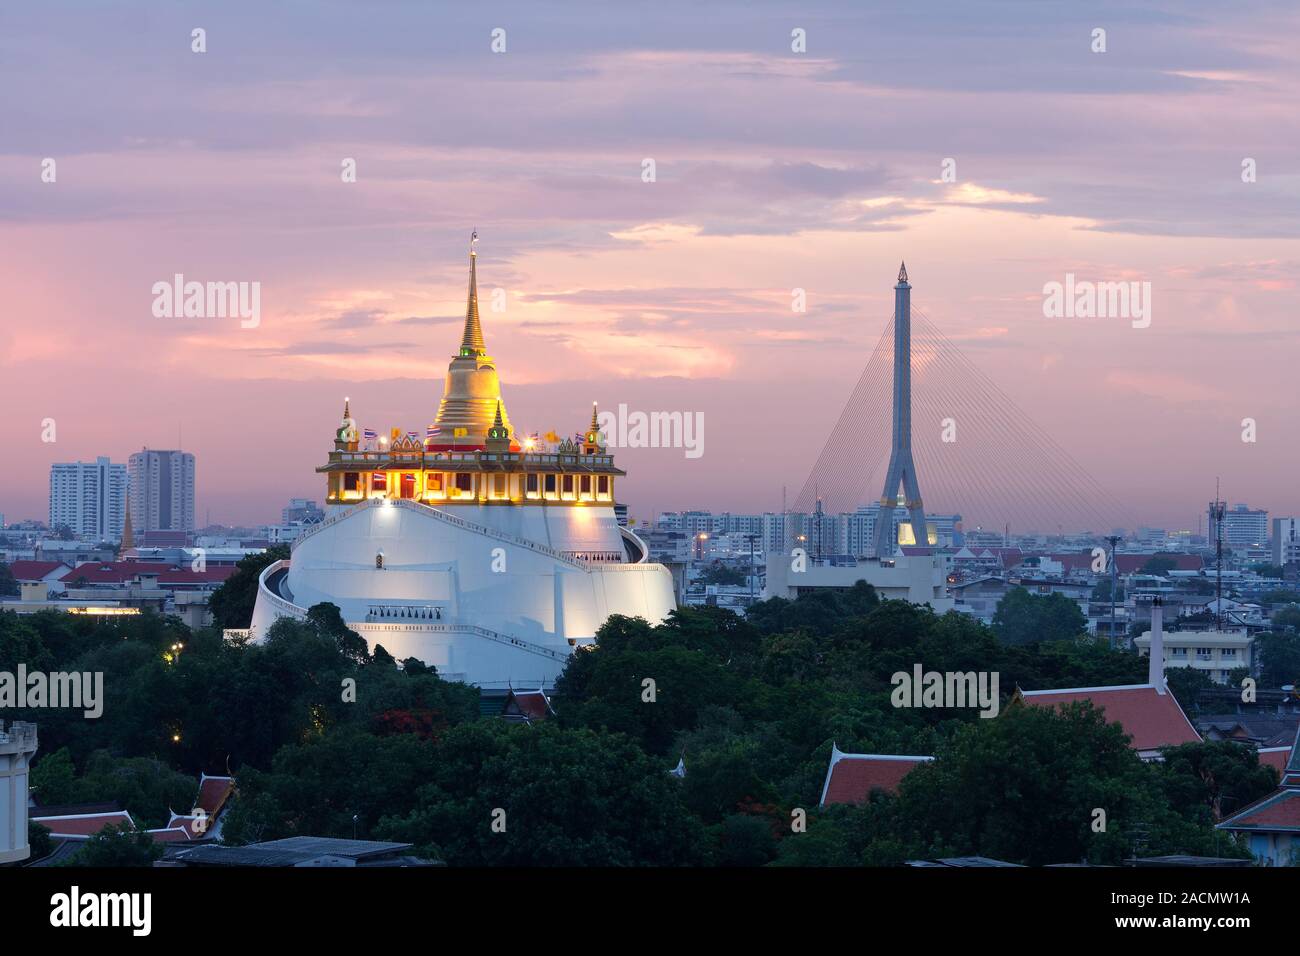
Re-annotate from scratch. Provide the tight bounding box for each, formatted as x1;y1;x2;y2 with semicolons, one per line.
331;470;613;504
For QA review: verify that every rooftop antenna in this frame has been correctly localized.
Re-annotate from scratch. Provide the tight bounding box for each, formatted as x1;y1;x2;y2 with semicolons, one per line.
1212;478;1226;631
1105;534;1122;648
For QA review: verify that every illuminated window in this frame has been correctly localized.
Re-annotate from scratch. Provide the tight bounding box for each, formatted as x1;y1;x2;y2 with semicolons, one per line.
372;473;387;491
400;474;416;498
426;473;444;494
493;474;506;497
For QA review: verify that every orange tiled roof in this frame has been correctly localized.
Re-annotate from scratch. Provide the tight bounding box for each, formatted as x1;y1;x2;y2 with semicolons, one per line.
1019;684;1201;753
819;747;932;806
194;774;235;817
31;810;135;838
1259;746;1292;775
1219;789;1300;832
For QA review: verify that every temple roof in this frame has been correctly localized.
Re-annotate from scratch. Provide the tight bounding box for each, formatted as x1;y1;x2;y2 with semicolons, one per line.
1016;683;1201;753
819;745;932;806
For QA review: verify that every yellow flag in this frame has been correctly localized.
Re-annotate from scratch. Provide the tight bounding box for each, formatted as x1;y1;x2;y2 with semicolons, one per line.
454;427;468;438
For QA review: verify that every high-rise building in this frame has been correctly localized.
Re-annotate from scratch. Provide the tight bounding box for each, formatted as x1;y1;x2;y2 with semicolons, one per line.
129;449;197;533
1209;502;1268;551
1273;517;1300;568
48;456;128;540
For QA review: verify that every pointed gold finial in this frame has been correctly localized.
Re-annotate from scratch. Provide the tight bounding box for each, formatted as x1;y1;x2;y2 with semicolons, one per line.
459;231;486;357
120;492;134;552
343;396;351;421
493;400;504;428
898;261;908;284
590;401;599;433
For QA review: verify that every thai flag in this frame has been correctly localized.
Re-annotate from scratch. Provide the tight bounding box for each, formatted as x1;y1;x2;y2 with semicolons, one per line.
363;428;377;441
406;431;418;442
426;424;442;438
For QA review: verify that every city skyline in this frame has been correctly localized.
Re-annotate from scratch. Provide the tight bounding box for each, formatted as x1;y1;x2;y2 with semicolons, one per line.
5;0;1300;890
3;1;1299;527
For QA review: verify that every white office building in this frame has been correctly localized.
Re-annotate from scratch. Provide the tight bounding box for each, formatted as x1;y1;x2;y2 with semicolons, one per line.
1210;503;1269;550
48;456;128;540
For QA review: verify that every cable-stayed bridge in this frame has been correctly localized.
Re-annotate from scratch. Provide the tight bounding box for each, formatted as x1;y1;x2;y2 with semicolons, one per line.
792;283;1137;541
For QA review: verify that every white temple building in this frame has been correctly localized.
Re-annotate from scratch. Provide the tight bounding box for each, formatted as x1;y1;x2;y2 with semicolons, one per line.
246;237;676;688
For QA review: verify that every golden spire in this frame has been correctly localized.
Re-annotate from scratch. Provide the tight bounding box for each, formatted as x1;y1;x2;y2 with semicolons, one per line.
589;401;599;433
484;399;511;450
343;396;351;421
120;492;134;552
459;230;486;357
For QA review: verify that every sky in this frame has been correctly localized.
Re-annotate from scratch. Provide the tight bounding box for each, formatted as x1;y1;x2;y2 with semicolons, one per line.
2;0;1298;531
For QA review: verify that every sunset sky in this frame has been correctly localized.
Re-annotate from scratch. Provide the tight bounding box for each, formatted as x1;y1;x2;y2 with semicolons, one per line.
2;1;1298;530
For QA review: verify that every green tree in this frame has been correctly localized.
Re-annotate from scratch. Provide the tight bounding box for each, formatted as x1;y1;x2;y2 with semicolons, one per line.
62;824;164;867
30;747;80;806
715;813;778;866
698;563;746;587
375;722;706;866
1163;666;1213;714
76;752;198;828
1257;631;1300;687
1271;605;1300;633
207;545;290;629
220;726;442;844
0;562;18;597
1091;578;1125;603
746;581;880;636
1155;740;1279;823
1141;556;1178;577
28;821;54;862
887;703;1234;865
306;602;369;664
992;587;1087;646
1250;564;1284;579
30;748;196;828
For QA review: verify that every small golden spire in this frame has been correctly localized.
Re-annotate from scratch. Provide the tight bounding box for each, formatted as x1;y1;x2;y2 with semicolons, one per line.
460;230;486;357
589;401;599;433
120;493;134;552
493;400;504;428
343;396;351;421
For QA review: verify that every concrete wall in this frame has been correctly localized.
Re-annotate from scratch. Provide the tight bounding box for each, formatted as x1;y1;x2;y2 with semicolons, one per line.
249;501;676;686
